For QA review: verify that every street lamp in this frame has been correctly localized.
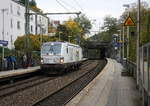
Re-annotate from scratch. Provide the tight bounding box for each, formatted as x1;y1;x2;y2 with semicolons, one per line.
1;8;8;70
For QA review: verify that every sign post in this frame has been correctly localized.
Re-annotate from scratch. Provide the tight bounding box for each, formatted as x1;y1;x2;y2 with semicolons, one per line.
123;16;135;62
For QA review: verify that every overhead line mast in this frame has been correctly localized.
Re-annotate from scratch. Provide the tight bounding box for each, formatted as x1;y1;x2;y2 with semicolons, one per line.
25;0;30;52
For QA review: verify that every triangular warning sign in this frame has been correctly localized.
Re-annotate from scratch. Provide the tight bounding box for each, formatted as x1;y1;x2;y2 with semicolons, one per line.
124;16;135;26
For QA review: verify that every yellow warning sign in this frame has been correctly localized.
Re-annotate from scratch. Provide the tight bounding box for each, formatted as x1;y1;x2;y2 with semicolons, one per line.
124;16;135;26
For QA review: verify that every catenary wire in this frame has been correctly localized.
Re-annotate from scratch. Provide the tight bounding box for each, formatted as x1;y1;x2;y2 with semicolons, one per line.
55;0;70;12
58;0;78;11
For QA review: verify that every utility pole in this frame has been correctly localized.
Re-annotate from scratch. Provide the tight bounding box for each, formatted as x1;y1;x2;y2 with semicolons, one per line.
123;26;125;60
1;8;8;70
77;13;81;45
127;8;130;60
25;0;30;67
25;0;30;50
137;0;140;86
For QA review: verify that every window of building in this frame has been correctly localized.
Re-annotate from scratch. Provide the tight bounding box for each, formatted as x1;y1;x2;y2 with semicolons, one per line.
11;35;13;44
31;25;33;32
30;16;33;21
17;6;20;16
10;4;13;14
17;21;20;29
11;19;13;28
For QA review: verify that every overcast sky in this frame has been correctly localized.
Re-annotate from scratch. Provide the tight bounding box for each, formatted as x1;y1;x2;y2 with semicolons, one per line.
36;0;148;34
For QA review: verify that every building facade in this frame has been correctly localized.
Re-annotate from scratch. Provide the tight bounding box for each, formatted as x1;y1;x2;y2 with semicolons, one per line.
0;0;49;49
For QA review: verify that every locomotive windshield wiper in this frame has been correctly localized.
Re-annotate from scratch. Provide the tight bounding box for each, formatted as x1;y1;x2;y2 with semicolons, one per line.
49;46;54;53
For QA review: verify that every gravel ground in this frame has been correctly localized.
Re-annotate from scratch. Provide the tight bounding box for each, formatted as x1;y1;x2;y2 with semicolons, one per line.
0;60;106;106
34;60;106;106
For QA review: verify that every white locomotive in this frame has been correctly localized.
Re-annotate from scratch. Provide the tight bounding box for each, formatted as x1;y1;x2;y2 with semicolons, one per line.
40;42;84;72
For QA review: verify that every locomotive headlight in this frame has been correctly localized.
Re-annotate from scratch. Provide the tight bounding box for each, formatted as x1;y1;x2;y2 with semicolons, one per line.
60;57;64;63
41;58;44;64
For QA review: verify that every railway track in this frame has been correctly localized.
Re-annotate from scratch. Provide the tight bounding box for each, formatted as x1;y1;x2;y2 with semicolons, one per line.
34;60;106;106
0;60;106;106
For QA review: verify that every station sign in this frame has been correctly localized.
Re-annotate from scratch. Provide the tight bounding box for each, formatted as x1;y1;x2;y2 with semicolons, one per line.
124;16;135;26
115;42;121;47
0;40;8;46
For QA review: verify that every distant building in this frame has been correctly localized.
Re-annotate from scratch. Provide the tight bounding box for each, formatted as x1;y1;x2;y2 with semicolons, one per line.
48;20;60;37
0;0;49;49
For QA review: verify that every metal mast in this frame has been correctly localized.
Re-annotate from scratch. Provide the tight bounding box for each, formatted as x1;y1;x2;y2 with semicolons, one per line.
25;0;30;51
136;0;140;86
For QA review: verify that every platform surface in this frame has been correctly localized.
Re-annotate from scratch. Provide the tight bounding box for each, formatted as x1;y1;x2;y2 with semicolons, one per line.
66;59;142;106
0;66;40;79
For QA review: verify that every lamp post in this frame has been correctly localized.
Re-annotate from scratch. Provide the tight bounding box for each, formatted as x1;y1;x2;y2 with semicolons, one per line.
1;8;8;70
123;4;130;60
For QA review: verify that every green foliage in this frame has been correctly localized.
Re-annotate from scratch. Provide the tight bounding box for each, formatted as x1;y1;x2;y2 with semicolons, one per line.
19;0;36;6
0;47;13;57
56;24;69;41
56;18;84;44
19;0;42;12
90;16;119;43
55;15;91;44
19;0;25;5
29;0;37;7
74;14;92;35
120;1;150;62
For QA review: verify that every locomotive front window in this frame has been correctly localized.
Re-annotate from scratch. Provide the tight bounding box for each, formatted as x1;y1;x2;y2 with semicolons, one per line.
42;44;62;55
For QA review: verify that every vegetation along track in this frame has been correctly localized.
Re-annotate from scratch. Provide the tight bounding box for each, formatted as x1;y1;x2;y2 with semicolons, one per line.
0;60;106;106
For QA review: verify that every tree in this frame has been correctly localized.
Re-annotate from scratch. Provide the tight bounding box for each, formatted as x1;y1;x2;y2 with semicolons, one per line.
14;34;59;51
29;0;37;7
74;14;92;36
56;24;69;41
19;0;37;7
19;0;26;5
97;16;119;42
56;18;82;43
65;18;82;42
119;1;150;62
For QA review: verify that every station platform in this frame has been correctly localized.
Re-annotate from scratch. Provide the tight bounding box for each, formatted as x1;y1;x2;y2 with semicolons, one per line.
0;66;40;79
66;59;142;106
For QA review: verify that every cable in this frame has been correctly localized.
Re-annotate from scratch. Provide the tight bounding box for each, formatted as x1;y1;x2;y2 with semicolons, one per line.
58;0;78;11
73;0;85;12
55;0;70;12
71;0;91;19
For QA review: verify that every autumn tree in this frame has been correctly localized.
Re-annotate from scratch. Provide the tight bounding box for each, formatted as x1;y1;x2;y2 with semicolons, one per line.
19;0;42;12
14;34;59;51
65;18;82;43
74;14;92;36
56;18;82;44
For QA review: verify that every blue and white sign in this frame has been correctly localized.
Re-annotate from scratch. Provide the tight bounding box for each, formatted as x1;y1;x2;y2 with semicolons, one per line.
115;42;121;47
0;40;8;46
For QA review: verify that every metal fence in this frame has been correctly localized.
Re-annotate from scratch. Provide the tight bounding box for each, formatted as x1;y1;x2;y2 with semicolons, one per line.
126;60;137;79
